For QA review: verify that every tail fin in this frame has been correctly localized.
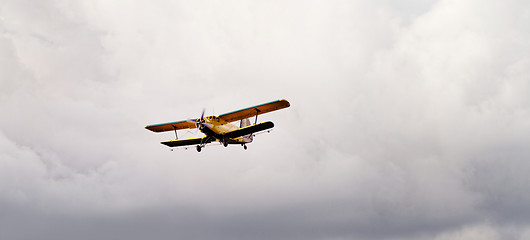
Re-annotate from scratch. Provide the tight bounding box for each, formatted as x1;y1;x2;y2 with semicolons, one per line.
240;118;254;143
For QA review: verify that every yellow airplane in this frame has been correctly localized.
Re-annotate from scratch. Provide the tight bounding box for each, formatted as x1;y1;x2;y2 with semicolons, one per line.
145;99;290;152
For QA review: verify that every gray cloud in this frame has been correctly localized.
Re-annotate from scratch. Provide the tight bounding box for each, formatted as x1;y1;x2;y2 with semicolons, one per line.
1;0;530;239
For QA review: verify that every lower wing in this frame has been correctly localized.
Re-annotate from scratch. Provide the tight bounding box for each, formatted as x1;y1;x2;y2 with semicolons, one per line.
161;136;212;147
224;121;274;139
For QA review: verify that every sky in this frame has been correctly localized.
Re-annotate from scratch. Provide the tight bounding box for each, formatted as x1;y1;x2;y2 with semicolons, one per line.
1;0;530;239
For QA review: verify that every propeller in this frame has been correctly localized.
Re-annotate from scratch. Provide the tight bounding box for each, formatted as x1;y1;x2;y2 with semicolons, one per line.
187;108;213;129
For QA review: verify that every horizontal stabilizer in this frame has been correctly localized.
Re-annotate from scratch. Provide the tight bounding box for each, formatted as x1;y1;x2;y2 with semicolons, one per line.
224;121;274;139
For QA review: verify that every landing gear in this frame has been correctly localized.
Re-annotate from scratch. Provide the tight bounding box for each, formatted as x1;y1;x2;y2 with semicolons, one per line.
243;144;247;150
196;145;202;152
223;141;228;147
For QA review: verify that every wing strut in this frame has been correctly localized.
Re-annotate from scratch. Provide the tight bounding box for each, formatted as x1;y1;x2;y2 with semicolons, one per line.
172;125;178;139
254;109;261;124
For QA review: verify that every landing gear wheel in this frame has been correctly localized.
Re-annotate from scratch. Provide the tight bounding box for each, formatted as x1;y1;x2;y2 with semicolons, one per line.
196;145;202;152
223;141;228;147
243;145;247;150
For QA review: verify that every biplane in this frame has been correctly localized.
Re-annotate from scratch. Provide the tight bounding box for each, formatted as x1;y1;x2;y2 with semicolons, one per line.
145;99;290;152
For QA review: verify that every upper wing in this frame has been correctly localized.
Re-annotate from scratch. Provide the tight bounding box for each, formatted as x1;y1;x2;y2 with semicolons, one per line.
218;99;290;123
161;136;212;147
145;120;197;133
224;121;274;139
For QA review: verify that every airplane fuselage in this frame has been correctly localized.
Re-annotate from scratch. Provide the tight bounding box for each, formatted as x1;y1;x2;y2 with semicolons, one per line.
199;116;251;145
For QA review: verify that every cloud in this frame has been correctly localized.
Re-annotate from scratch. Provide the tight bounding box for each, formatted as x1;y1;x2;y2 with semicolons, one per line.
1;0;530;239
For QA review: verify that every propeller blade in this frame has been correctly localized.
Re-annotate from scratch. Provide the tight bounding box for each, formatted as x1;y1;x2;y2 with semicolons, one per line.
200;108;206;121
187;108;211;129
187;119;197;123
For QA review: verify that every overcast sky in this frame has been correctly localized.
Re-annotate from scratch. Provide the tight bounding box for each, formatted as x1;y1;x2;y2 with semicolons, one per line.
1;0;530;239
